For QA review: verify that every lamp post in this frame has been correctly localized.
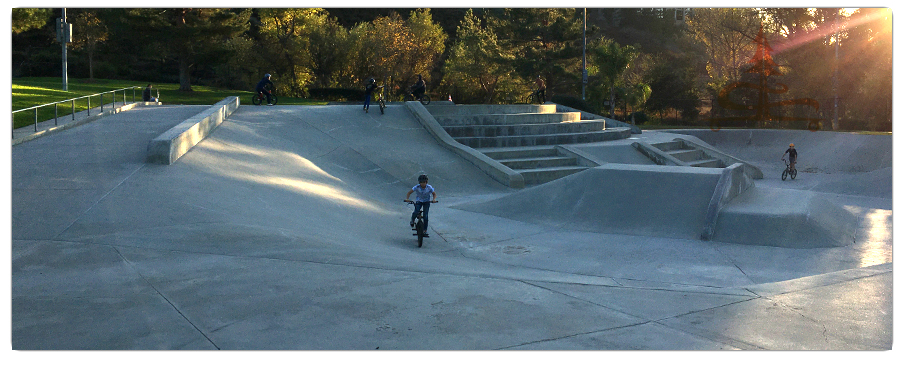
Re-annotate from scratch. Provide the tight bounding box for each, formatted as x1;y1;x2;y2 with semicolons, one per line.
582;8;587;100
58;8;70;91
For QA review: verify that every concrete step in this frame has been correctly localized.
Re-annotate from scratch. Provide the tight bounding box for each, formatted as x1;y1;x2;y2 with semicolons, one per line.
480;146;559;160
499;156;578;169
518;166;590;185
689;158;725;168
425;104;557;116
444;120;605;138
433;112;581;126
650;141;684;152
455;128;630;148
669;149;705;162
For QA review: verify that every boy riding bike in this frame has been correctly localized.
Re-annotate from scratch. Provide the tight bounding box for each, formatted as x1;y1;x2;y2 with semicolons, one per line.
782;143;798;172
256;73;275;106
405;174;437;237
410;74;426;101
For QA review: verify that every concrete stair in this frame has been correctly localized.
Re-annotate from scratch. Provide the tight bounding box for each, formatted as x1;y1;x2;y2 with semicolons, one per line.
480;146;589;186
425;104;631;186
650;140;725;168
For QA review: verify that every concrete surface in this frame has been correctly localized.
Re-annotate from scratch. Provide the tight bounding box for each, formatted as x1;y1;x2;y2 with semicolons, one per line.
8;104;892;351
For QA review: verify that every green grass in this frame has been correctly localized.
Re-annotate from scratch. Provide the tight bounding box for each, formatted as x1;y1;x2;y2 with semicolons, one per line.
12;77;325;129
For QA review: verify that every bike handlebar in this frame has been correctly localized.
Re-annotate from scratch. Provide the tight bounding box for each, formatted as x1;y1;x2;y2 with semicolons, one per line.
404;200;438;204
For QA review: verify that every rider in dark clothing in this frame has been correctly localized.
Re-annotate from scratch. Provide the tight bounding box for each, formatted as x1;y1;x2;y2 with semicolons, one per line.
410;75;426;100
256;74;275;105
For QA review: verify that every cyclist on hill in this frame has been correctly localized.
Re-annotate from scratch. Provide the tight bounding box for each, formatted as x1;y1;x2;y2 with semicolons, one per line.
256;73;275;106
534;75;546;104
363;78;382;113
405;174;437;237
782;143;798;172
410;74;426;101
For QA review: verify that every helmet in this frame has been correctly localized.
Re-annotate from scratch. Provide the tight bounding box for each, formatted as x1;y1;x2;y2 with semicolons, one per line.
789;143;794;147
418;174;428;183
264;73;271;78
369;78;375;84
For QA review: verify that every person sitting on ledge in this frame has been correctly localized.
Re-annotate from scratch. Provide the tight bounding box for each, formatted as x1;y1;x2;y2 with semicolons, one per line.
143;84;158;103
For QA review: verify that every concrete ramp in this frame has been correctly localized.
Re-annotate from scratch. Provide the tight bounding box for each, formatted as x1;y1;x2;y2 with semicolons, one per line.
456;162;860;248
455;164;722;240
713;187;858;248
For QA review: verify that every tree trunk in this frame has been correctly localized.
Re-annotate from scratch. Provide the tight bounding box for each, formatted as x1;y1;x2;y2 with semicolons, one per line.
179;58;192;91
88;50;94;81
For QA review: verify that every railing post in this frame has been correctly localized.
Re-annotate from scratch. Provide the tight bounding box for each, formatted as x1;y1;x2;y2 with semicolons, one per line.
100;93;104;112
55;103;58;126
87;95;91;116
34;108;38;132
113;91;116;110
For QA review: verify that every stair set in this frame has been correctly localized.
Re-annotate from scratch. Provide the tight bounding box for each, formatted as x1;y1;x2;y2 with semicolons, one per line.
635;139;728;168
426;104;632;186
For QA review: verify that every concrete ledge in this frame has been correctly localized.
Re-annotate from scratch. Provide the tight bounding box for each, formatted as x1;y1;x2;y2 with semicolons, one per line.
12;102;147;146
555;145;607;167
405;101;525;188
700;163;755;241
147;96;239;164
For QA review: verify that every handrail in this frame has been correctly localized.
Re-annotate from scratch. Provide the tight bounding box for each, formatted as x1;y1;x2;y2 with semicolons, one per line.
12;86;142;137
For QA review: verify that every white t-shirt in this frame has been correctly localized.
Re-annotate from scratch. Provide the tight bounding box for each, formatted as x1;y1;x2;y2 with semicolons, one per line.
411;184;435;203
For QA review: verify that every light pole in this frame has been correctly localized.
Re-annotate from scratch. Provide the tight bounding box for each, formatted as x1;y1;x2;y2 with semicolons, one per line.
582;8;587;100
58;8;70;91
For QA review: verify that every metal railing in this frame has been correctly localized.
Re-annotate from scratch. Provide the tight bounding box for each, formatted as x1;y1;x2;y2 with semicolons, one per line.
11;86;142;138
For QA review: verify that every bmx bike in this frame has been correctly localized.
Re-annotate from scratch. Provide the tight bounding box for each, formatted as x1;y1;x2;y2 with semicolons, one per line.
525;89;545;104
252;89;277;105
403;89;431;105
376;87;386;114
782;158;798;180
404;200;437;247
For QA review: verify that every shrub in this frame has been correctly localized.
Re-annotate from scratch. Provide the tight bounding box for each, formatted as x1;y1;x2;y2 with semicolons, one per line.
306;88;363;101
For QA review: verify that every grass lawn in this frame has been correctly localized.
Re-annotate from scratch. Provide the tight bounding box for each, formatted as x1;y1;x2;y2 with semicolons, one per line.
12;77;325;129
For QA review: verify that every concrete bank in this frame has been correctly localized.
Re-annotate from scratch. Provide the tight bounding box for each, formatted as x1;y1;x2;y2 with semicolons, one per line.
146;96;240;164
406;101;525;188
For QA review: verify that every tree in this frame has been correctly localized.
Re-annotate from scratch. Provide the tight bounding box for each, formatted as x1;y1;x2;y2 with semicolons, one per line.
12;8;53;34
124;8;250;91
257;8;322;96
590;37;638;117
69;9;108;81
348;10;447;98
443;9;524;103
488;8;586;99
686;8;763;93
307;14;351;88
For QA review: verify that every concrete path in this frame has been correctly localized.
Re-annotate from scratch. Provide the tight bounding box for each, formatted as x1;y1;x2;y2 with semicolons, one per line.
9;104;892;351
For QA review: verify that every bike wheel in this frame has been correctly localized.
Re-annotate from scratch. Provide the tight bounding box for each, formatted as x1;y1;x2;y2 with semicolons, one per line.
782;169;788;181
270;95;278;105
790;169;797;179
379;99;385;114
416;219;424;247
252;95;262;105
420;94;431;105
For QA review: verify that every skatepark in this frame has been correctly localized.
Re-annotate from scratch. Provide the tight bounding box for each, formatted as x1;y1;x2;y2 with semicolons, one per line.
9;99;892;350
